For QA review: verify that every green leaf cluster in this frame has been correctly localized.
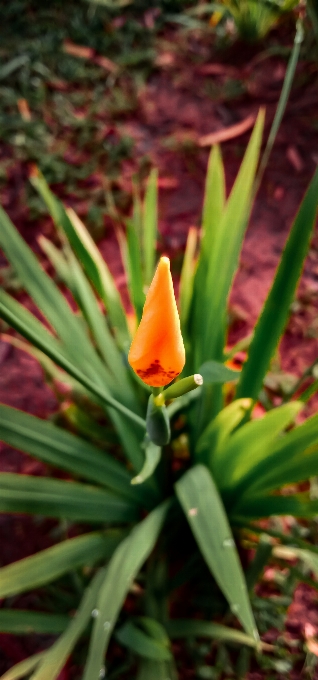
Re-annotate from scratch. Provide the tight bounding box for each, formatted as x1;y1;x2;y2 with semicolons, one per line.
0;111;318;678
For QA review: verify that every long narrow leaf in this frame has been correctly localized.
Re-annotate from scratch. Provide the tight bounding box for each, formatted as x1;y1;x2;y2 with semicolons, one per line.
166;619;257;647
189;144;225;370
30;569;106;680
212;402;302;493
0;531;122;599
38;236;74;290
125;218;145;321
234;412;318;499
131;440;162;485
175;465;258;642
199;112;264;366
0;205;108;388
31;171;130;349
179;227;198;334
235;493;318;520
0;653;45;680
143;169;158;287
237;167;318;400
0;473;138;524
190;112;264;433
116;620;172;660
83;501;170;680
0;289;145;431
137;659;174;680
196;398;252;466
0;611;68;635
0;404;140;502
67;247;135;403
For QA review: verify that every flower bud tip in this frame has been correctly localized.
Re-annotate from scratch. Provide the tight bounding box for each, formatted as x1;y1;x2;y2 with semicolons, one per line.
194;374;203;386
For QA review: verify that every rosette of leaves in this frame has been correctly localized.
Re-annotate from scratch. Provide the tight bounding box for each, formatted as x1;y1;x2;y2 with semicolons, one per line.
0;112;318;678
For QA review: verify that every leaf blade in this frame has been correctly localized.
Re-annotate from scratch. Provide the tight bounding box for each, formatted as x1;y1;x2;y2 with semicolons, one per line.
83;501;170;679
0;531;122;599
166;619;257;647
143;169;158;287
0;611;68;635
0;473;138;524
237;166;318;400
0;404;140;502
30;569;106;680
175;465;258;641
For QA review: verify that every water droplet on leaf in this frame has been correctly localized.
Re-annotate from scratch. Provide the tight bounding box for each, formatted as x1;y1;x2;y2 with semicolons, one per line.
104;621;111;631
91;608;99;618
188;507;198;517
222;538;234;548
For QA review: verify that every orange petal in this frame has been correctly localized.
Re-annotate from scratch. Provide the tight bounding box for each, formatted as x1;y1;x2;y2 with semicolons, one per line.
128;256;185;387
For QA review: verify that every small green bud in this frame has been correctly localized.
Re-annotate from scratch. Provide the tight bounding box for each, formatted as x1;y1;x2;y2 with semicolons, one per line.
163;374;203;401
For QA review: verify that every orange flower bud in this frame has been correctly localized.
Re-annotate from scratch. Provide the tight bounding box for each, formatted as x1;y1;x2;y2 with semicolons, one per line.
128;256;185;387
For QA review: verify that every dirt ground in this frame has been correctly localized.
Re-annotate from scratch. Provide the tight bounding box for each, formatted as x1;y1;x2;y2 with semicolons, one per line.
0;24;318;677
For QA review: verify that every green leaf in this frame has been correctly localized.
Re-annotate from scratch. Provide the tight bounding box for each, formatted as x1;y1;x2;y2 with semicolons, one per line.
65;247;135;403
196;112;264;367
132;179;143;251
237;166;318;401
136;659;173;680
143;169;158;287
235;493;318;520
31;172;130;350
131;439;162;485
146;395;171;446
212;401;302;494
189;112;264;435
0;653;45;680
190;144;225;370
39;236;74;290
83;500;170;680
0;404;140;503
0;531;122;599
0;610;68;635
201;145;226;255
0;204;108;388
175;465;258;642
0;290;147;475
195;398;252;466
125;218;145;321
0;472;138;524
0;289;146;433
233;412;318;500
204;110;264;352
179;227;198;335
30;568;106;680
0;287;68;369
116;620;172;660
166;619;257;647
200;360;241;384
138;616;171;645
245;536;272;591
